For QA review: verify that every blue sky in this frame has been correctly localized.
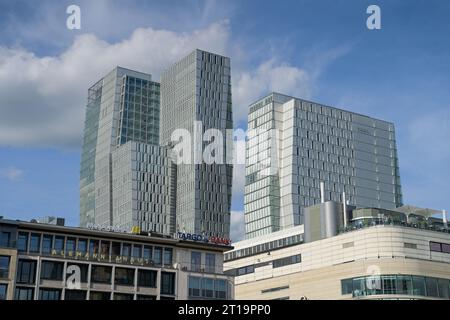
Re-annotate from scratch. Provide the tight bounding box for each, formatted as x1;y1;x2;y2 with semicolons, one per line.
0;0;449;240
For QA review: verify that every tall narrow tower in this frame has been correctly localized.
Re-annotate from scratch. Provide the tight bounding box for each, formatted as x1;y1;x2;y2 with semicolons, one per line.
160;49;233;238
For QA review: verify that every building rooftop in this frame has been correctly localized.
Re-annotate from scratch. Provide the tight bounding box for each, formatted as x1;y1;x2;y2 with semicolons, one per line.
0;218;233;252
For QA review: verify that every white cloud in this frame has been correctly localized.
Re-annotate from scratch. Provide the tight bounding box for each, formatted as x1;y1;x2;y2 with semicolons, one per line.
232;59;312;124
0;21;230;148
230;211;245;242
0;167;24;181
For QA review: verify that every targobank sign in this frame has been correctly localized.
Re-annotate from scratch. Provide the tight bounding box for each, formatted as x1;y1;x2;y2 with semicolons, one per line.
176;232;231;246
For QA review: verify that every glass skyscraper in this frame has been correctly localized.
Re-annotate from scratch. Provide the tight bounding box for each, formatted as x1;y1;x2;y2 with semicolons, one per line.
244;93;403;239
80;67;169;232
160;49;233;238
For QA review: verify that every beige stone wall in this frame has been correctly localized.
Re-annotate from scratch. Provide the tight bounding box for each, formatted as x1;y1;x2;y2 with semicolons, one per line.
235;257;450;300
225;226;450;300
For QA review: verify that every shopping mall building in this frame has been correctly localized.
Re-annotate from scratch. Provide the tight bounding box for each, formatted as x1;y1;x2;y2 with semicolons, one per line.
224;201;450;300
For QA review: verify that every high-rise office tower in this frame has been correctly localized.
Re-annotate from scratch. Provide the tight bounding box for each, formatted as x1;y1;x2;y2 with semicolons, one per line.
244;93;403;239
80;67;174;233
160;49;233;238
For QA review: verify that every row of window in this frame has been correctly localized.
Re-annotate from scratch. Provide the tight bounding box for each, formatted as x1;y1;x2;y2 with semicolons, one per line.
16;231;173;266
188;276;227;299
15;259;174;293
341;275;450;298
14;287;163;300
225;254;302;277
224;235;302;261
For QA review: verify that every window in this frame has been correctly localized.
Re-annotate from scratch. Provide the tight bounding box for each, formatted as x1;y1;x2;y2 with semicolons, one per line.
438;279;449;298
154;247;162;265
430;242;442;252
397;275;413;295
54;236;65;252
114;293;133;300
143;246;152;260
42;235;53;254
77;238;87;254
40;261;64;281
261;285;290;294
341;279;353;295
382;275;397;294
205;254;215;273
0;256;10;278
352;277;366;297
138;269;157;288
215;279;227;299
0;231;11;248
191;251;201;271
442;243;450;254
111;242;121;257
160;272;175;295
132;245;142;258
90;291;110;300
202;278;214;298
164;248;173;267
0;284;7;300
16;259;37;284
18;232;28;252
65;290;86;300
39;288;61;300
426;277;439;297
100;241;110;256
115;268;135;286
67;263;88;283
66;237;76;253
189;276;201;297
273;254;301;268
15;287;34;300
137;295;156;300
412;276;426;296
89;239;99;255
91;265;112;284
122;243;131;257
29;233;41;253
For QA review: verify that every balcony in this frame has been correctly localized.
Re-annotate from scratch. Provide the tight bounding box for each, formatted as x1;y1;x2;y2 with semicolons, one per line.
340;219;450;235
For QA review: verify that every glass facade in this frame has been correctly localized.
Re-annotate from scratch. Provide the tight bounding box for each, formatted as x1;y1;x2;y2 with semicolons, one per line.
342;275;450;298
160;49;233;238
111;142;175;234
245;93;402;239
80;67;165;233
